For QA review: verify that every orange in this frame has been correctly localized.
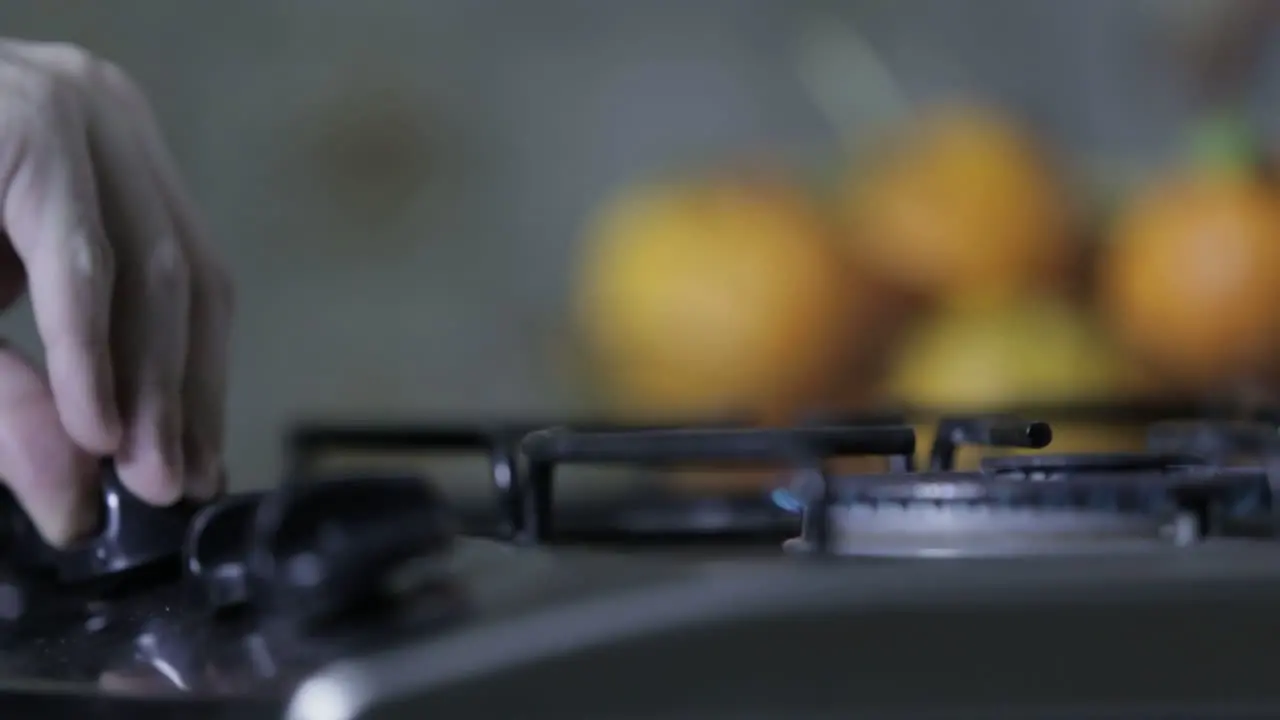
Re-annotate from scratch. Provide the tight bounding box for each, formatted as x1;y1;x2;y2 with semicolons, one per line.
883;298;1142;408
1100;171;1280;387
574;170;868;423
844;104;1074;306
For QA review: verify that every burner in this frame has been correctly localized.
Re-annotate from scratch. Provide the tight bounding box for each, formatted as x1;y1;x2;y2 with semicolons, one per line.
778;417;1274;559
782;464;1216;558
785;502;1199;559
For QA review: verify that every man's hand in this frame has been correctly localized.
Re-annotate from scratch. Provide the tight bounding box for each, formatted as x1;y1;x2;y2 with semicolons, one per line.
0;39;233;545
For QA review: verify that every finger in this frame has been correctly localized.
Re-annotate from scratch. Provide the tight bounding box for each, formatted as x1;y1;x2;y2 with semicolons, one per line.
9;43;193;505
172;249;231;500
0;342;98;546
91;126;191;507
0;56;121;456
12;43;223;501
98;67;233;500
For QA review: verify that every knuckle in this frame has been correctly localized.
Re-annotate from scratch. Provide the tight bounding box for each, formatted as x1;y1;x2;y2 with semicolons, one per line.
73;232;116;286
0;95;69;189
0;66;71;147
0;64;82;179
40;42;98;79
56;236;115;344
13;43;148;114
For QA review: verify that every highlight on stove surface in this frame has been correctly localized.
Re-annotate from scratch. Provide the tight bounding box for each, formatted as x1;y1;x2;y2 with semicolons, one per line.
283;403;1280;558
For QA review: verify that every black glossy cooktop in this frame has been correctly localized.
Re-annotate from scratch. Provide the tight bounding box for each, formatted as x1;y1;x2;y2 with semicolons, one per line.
4;413;1280;720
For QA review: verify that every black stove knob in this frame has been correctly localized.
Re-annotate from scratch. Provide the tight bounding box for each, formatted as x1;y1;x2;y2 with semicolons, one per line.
246;474;456;625
1;460;204;585
183;491;264;613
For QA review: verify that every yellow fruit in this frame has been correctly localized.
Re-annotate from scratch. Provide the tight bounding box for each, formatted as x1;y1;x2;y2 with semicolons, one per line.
1100;171;1280;387
844;104;1074;306
881;299;1149;468
885;299;1139;407
575;171;866;422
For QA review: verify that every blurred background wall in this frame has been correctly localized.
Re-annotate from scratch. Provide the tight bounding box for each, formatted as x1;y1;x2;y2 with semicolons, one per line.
0;0;1271;489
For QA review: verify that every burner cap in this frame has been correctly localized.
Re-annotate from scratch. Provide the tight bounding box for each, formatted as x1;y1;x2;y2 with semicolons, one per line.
784;505;1204;559
789;451;1265;558
980;452;1209;474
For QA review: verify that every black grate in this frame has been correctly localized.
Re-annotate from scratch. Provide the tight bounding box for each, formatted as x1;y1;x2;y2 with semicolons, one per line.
283;402;1280;552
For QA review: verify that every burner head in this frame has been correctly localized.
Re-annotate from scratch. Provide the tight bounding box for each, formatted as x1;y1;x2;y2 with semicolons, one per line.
787;452;1266;559
784;503;1200;559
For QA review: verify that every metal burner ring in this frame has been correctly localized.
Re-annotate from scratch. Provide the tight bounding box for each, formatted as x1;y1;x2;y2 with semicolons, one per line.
785;502;1201;558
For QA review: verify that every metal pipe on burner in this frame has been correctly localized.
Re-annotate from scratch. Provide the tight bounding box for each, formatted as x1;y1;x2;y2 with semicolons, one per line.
928;416;1053;471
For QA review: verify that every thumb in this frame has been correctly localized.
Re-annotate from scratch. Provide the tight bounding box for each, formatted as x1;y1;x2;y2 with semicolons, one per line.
0;342;98;546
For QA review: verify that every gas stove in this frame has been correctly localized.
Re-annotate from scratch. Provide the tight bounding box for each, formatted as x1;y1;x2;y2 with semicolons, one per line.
5;409;1280;719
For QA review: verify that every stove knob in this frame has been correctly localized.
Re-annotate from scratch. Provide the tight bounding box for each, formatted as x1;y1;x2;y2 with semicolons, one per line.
1;460;205;585
183;492;264;613
246;475;456;625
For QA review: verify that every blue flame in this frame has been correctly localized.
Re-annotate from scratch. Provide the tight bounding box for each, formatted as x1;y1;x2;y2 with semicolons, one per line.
770;487;804;513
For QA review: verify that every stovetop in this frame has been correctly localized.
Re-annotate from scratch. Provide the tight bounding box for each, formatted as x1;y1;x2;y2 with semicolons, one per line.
6;409;1280;719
